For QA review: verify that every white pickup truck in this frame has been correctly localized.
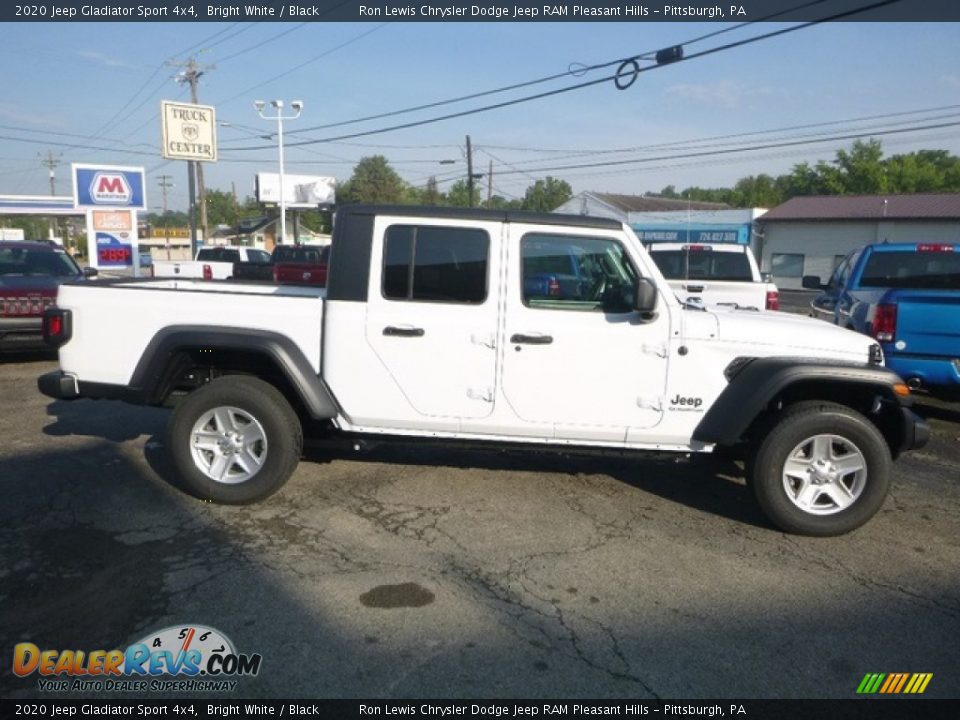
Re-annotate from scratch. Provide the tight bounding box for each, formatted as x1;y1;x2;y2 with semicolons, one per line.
647;243;780;311
151;246;272;280
38;205;928;536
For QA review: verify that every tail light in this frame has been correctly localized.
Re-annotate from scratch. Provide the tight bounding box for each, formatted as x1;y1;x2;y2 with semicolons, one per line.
547;278;561;296
42;308;72;348
872;303;897;342
765;290;780;311
916;244;955;252
202;264;213;280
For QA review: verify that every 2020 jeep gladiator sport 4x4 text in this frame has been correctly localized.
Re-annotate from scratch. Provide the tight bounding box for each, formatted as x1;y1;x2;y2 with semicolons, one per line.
38;205;928;535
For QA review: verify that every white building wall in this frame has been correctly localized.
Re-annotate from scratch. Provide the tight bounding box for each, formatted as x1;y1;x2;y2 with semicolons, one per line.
760;220;960;289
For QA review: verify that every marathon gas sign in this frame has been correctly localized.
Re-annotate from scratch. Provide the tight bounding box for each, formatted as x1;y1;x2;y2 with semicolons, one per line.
72;164;146;210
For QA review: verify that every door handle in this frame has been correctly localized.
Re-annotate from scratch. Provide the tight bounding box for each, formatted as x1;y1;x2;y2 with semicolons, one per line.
683;284;704;293
383;326;425;337
510;333;553;345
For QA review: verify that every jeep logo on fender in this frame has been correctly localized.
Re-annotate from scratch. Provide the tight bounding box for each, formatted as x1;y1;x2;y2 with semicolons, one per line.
89;173;132;204
669;394;704;411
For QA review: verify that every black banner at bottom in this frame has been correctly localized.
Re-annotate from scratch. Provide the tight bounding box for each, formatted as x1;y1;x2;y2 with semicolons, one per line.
1;700;958;720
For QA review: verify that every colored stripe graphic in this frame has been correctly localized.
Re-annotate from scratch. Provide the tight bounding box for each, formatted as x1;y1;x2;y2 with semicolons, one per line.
857;673;932;694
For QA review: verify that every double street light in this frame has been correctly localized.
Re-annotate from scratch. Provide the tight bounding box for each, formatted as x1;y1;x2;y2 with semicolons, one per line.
254;99;303;245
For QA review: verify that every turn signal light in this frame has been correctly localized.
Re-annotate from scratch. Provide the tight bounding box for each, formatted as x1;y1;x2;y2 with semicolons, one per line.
765;290;780;311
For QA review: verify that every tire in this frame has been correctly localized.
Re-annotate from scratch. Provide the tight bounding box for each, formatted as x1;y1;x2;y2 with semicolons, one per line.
166;375;303;504
749;401;891;536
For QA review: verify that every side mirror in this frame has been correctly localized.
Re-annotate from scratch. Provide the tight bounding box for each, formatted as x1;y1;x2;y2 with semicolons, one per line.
633;277;659;315
801;275;823;290
82;267;98;278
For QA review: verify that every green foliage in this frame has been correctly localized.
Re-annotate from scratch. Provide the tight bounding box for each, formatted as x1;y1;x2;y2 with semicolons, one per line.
657;140;960;208
338;155;411;204
520;176;573;212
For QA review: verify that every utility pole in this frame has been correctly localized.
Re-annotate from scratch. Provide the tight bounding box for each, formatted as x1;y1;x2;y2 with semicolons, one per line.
466;135;474;208
157;175;173;260
168;56;215;250
39;151;62;243
487;160;493;208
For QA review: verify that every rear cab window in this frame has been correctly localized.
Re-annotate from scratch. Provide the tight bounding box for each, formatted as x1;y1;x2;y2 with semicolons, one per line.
382;224;489;304
859;246;960;289
649;247;753;281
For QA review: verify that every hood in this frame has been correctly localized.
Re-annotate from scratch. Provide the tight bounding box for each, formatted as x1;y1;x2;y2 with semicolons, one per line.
0;275;73;295
710;306;875;363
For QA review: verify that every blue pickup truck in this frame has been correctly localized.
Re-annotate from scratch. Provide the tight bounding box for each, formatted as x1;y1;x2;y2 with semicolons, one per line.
803;242;960;397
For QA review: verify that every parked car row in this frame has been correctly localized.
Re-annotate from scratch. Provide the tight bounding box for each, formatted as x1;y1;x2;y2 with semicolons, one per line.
150;244;330;286
0;240;96;352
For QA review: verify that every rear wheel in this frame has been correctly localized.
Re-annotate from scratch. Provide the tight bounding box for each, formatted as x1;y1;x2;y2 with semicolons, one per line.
166;375;302;504
750;401;891;536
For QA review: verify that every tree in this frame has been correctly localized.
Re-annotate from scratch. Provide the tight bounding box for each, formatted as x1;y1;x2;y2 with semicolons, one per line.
446;179;481;208
420;176;444;206
520;176;573;212
337;155;410;204
203;188;241;227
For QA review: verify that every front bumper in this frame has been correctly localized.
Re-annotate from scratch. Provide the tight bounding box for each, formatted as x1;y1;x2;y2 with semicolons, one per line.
0;317;44;350
37;370;80;400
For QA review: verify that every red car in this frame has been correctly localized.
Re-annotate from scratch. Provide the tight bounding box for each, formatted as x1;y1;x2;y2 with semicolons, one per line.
0;240;96;352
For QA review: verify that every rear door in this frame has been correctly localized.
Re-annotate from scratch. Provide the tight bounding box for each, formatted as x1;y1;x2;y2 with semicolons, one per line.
364;217;501;422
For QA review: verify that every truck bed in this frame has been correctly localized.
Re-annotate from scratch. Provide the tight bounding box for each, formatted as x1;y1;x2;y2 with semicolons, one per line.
56;279;325;387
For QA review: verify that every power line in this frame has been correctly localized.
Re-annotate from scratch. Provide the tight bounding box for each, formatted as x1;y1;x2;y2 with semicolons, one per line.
227;0;904;152
489;120;960;176
276;0;834;139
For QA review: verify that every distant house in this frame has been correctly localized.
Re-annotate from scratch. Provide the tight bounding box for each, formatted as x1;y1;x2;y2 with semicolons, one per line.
208;216;331;250
758;193;960;289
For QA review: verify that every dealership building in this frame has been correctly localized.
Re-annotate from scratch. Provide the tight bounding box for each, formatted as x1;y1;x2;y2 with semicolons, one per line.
758;193;960;289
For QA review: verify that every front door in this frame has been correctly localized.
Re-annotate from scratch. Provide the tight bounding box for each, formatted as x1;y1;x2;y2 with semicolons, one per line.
500;226;670;441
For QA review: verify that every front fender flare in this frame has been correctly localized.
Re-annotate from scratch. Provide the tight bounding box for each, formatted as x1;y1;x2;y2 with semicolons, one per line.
692;357;904;446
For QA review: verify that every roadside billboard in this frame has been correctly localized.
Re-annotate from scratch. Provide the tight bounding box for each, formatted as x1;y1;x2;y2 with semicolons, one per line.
256;173;336;209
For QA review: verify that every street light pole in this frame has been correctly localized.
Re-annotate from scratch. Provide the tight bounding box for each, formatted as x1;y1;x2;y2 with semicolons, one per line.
255;99;303;246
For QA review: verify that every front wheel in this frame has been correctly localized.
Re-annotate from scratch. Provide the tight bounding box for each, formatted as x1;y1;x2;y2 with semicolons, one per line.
166;375;303;504
750;401;891;536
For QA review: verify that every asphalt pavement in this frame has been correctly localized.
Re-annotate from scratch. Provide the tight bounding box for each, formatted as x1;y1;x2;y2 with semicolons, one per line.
1;350;958;700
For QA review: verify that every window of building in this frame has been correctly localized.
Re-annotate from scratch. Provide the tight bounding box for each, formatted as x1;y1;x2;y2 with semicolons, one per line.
771;253;805;278
382;225;489;304
521;233;638;312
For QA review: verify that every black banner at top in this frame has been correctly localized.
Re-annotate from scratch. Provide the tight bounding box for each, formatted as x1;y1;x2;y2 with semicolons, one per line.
4;0;960;23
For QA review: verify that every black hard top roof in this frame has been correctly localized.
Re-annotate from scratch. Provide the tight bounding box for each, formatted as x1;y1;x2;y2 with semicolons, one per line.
336;204;624;230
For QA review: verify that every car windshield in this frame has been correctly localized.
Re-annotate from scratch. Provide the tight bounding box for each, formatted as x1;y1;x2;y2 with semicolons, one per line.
860;250;960;289
0;247;81;277
650;248;753;281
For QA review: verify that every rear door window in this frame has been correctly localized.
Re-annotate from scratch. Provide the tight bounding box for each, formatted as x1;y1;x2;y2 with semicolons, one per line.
382;225;489;304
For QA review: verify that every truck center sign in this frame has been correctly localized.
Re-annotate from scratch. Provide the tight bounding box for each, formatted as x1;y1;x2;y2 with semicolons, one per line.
161;100;218;162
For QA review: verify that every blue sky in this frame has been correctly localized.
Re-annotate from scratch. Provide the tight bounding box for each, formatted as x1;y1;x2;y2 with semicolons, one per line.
0;19;958;211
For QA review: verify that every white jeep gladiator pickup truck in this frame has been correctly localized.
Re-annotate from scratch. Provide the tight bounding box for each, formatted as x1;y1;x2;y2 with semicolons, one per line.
151;246;272;281
38;205;928;536
647;242;780;311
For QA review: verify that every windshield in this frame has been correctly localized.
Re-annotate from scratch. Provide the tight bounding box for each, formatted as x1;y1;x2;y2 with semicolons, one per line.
649;248;753;281
860;250;960;289
0;247;81;277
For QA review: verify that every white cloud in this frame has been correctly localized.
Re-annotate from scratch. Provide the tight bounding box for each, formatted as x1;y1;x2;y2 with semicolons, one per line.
76;50;139;70
940;74;960;90
664;81;779;109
